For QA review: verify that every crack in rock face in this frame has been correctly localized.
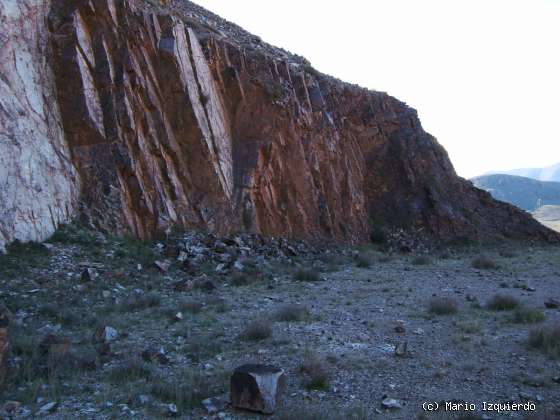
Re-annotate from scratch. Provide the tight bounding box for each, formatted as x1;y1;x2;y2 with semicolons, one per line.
0;0;557;250
0;0;79;251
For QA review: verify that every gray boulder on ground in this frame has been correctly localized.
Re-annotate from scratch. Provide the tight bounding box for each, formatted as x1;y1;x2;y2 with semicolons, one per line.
230;364;286;414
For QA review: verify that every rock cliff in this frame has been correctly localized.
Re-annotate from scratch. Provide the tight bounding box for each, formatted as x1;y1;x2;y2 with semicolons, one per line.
0;0;557;249
0;0;79;251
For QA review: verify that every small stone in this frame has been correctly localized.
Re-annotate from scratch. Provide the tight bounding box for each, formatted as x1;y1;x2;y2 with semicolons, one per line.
3;401;21;415
141;347;169;365
37;402;58;415
413;328;424;335
173;280;195;292
202;395;228;414
519;392;532;401
233;260;244;271
166;403;179;416
394;341;408;357
202;398;218;414
102;290;111;299
544;298;560;309
94;326;118;343
81;267;98;282
466;294;478;302
230;364;286;414
137;395;151;406
177;251;189;262
154;260;172;272
381;397;403;409
197;279;217;292
173;312;184;322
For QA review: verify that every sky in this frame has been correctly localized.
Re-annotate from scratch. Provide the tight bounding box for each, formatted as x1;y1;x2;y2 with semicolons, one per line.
193;0;559;178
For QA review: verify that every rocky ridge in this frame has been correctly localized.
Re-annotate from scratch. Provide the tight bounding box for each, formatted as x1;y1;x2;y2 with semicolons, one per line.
0;0;558;250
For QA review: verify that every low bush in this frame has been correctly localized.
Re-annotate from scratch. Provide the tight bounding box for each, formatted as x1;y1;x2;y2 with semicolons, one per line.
428;297;458;315
487;294;520;311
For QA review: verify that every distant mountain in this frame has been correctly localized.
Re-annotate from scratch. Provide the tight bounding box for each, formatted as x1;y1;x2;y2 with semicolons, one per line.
472;174;560;211
486;162;560;182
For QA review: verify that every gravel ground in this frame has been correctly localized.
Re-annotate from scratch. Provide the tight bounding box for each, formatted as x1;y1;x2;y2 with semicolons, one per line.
1;230;560;419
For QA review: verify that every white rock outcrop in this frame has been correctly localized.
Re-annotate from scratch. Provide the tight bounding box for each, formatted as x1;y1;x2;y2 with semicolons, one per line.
0;0;79;251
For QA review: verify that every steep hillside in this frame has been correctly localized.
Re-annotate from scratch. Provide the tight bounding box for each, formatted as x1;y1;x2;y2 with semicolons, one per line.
1;0;558;250
472;174;560;211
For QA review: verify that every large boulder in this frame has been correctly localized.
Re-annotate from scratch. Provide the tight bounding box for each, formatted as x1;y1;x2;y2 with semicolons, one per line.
230;364;285;414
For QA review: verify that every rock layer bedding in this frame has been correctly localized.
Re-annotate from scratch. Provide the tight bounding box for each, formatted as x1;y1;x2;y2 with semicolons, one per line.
1;0;558;249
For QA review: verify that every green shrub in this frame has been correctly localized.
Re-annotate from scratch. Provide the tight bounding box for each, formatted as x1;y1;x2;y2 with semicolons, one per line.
510;307;545;324
180;300;203;314
412;256;432;266
108;358;153;383
119;293;161;312
293;268;320;282
151;369;221;411
300;354;330;391
471;256;499;270
355;253;372;268
487;294;520;311
275;304;311;322
528;326;560;359
231;273;253;286
241;320;273;341
48;223;97;245
428;297;458;315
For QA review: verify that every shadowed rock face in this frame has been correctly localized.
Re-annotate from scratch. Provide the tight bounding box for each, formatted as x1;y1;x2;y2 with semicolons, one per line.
1;0;557;248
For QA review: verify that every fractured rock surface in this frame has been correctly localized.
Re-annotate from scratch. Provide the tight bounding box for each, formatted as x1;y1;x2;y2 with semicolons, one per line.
0;0;79;251
0;0;558;247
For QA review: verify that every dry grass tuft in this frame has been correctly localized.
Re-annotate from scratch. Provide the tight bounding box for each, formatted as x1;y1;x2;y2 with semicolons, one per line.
471;256;499;270
528;325;560;359
487;294;520;311
241;320;273;341
428;297;458;315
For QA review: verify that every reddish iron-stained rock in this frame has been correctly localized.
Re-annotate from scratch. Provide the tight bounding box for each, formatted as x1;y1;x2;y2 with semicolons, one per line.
1;0;557;249
43;0;558;244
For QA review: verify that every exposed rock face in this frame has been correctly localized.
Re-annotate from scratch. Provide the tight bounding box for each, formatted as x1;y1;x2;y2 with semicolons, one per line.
0;0;557;247
0;0;80;251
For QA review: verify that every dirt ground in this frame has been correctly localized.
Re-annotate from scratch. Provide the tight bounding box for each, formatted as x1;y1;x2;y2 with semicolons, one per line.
1;228;560;419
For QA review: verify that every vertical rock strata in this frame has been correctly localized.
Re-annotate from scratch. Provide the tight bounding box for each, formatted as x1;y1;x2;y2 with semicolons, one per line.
0;0;79;251
0;0;556;247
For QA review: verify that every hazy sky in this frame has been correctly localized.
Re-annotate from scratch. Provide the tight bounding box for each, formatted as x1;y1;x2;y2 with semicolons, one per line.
194;0;559;178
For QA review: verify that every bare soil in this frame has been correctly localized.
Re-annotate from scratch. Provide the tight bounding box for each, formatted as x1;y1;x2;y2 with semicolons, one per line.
1;231;560;419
